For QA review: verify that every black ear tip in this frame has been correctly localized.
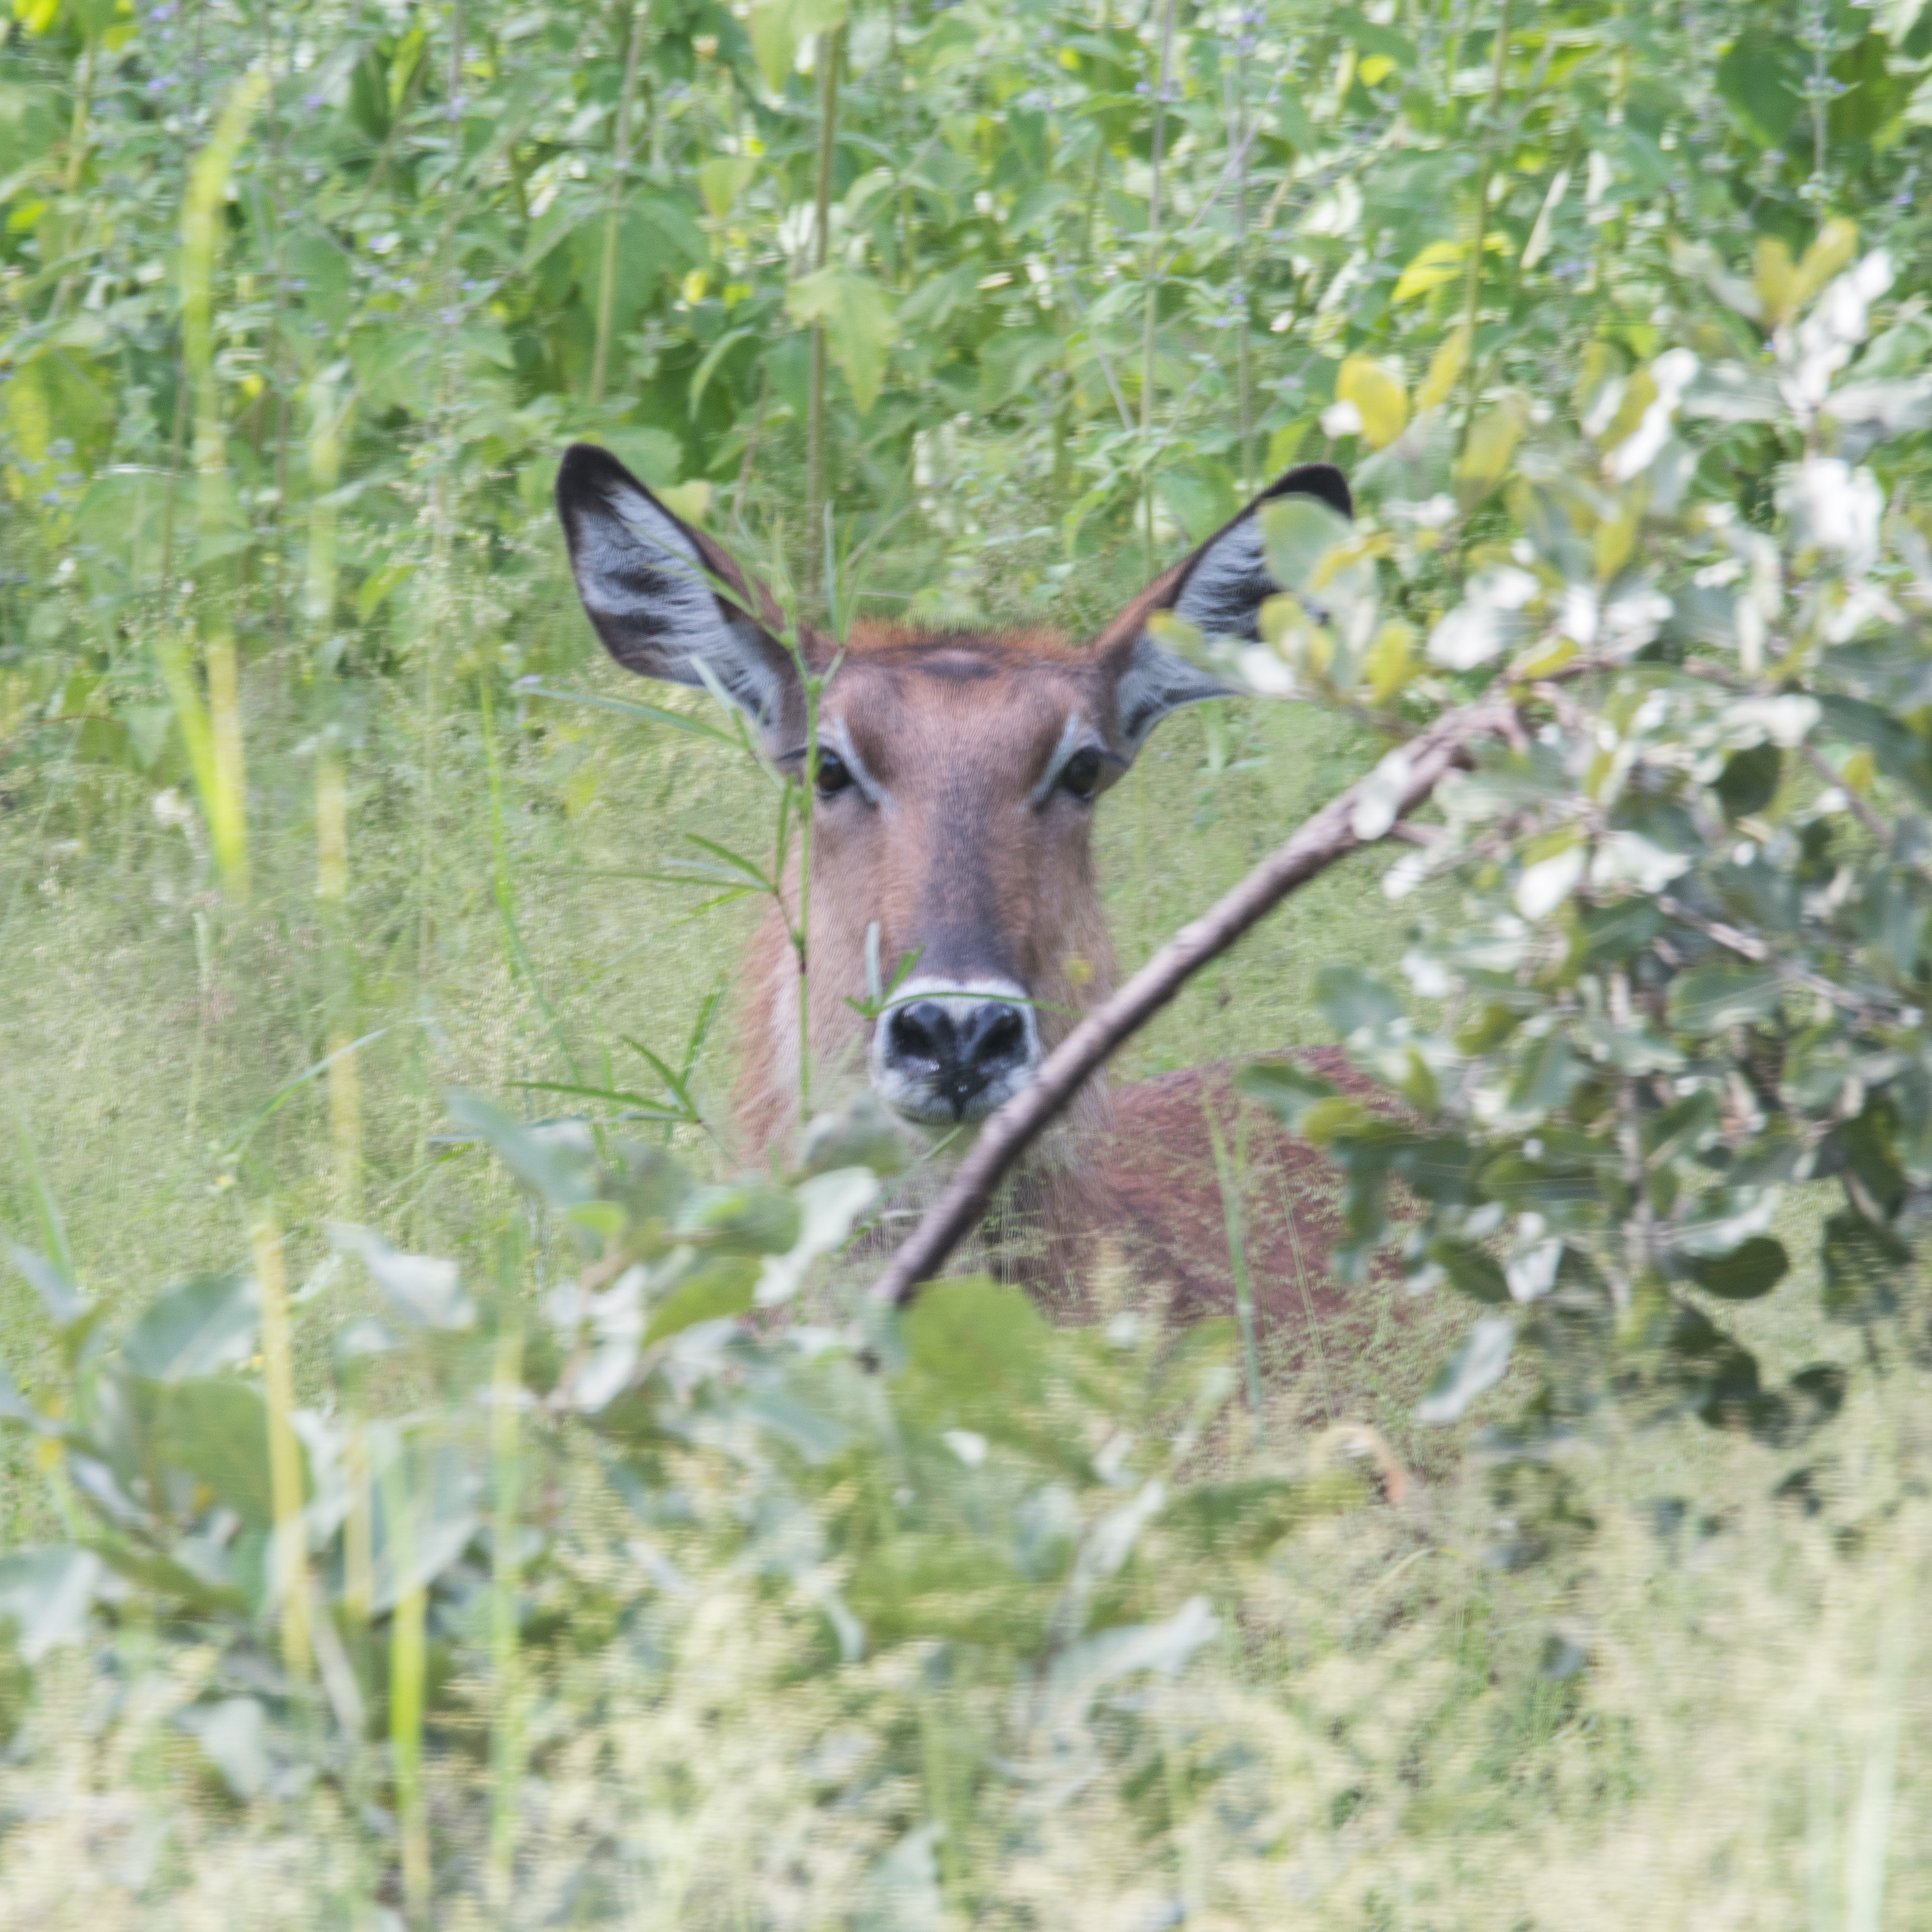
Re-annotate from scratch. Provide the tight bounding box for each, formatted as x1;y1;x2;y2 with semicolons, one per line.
555;440;642;511
1263;462;1352;520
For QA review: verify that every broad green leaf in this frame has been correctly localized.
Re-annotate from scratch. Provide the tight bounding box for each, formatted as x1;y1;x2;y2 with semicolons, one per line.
1667;964;1783;1034
159;1379;304;1529
1717;29;1807;148
1258;492;1353;595
0;1547;101;1661
1822;1210;1908;1316
328;1224;475;1330
749;0;846;94
1238;1059;1338;1130
1044;1596;1219;1719
697;155;756;221
186;1696;271;1800
785;268;895;415
643;1257;758;1346
1417;1315;1515;1423
1456;396;1528;506
3;1240;88;1331
756;1167;878;1305
446;1089;596;1209
1277;83;1317;153
1336;354;1408;449
121;1273;259;1381
1689;1237;1789;1301
1393;240;1464;304
1430;1240;1510;1304
1314;962;1402;1036
679;1184;803;1256
1415;325;1470;413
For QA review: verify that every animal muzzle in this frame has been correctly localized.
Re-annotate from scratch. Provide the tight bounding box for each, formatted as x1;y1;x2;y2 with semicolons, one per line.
868;977;1042;1125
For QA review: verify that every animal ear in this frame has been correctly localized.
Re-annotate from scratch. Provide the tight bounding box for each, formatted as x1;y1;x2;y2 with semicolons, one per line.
555;442;805;739
1094;462;1353;753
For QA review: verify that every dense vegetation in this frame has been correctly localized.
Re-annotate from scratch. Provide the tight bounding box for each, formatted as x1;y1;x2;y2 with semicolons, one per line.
5;0;1932;1924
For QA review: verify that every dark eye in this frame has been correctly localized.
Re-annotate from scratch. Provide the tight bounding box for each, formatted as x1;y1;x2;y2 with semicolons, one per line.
814;749;854;799
1058;747;1103;801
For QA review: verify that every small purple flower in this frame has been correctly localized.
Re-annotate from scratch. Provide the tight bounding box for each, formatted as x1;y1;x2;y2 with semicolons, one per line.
304;90;325;109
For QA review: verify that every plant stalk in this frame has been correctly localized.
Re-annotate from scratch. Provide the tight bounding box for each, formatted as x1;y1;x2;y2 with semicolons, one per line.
591;2;650;406
1457;0;1513;415
1140;0;1178;575
486;1283;525;1915
806;26;842;598
253;1204;311;1679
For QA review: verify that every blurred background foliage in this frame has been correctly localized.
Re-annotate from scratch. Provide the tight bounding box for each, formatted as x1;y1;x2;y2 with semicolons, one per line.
6;0;1932;1925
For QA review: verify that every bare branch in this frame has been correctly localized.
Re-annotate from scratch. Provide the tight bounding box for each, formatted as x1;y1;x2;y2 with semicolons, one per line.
869;694;1520;1307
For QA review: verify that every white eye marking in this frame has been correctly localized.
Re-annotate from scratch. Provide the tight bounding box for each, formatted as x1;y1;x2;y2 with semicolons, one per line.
826;717;890;809
1030;712;1097;806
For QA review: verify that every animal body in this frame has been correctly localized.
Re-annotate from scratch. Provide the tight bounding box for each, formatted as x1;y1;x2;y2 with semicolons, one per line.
555;443;1362;1327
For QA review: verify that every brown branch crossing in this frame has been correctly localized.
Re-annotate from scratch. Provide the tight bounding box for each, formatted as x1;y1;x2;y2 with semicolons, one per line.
869;694;1519;1308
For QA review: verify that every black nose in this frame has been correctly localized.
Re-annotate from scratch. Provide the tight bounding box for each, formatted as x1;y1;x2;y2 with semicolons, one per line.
884;998;1029;1116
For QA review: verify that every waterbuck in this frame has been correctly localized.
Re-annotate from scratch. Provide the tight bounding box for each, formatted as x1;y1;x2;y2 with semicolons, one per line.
555;442;1361;1323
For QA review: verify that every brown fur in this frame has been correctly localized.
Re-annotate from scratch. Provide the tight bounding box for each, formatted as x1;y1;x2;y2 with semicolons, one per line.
553;443;1359;1320
736;622;1122;1158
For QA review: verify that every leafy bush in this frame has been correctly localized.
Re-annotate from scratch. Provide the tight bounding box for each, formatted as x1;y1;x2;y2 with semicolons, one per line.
6;0;1932;1921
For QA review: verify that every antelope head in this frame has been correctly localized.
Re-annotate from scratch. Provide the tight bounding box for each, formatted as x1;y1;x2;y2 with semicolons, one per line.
555;443;1351;1150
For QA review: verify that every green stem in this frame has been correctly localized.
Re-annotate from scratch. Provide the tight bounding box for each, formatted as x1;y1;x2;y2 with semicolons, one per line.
1203;1088;1264;1439
486;1287;525;1915
1230;59;1252;492
1457;0;1513;417
591;2;650;406
806;26;843;601
1140;0;1178;576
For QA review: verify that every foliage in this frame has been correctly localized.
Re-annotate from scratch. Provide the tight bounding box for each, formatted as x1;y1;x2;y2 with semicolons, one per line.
1226;232;1932;1486
0;1098;1371;1922
6;0;1932;1920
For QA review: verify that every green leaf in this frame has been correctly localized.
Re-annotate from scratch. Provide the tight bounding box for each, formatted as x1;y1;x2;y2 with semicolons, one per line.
2;1241;88;1332
1822;1210;1908;1317
185;1696;271;1800
1714;742;1782;819
680;1184;803;1256
749;0;846;93
1688;1237;1789;1301
1336;8;1416;67
1417;1316;1515;1423
900;1277;1060;1455
328;1224;475;1330
1259;491;1354;595
1045;1598;1221;1721
159;1380;302;1530
514;680;741;749
1667;964;1783;1034
1717;29;1807;147
1277;83;1317;154
1314;962;1402;1036
643;1257;758;1346
1237;1059;1338;1131
1429;1240;1510;1304
0;1548;101;1662
697;156;757;221
785;268;896;415
121;1273;259;1382
445;1090;596;1209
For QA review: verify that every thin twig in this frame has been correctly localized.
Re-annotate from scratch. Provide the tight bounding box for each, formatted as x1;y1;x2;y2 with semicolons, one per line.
869;694;1519;1306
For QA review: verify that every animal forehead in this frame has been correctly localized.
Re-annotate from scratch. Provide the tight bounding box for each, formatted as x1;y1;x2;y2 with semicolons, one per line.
827;638;1097;762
